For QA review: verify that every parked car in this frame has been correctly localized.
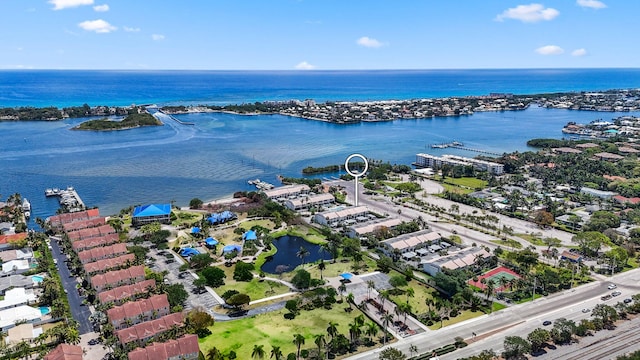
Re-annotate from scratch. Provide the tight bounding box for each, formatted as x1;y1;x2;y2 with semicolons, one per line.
608;284;617;290
624;298;633;304
581;308;590;313
601;294;612;301
612;291;622;297
543;320;552;326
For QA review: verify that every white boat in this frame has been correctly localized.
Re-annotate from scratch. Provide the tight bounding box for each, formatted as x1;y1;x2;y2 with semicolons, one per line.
24;211;30;219
22;198;31;212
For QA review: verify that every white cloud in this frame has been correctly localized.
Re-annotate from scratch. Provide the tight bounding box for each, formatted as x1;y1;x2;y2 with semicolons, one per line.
535;45;564;55
49;0;93;10
78;19;116;33
572;48;588;56
577;0;607;9
295;61;316;70
123;26;140;32
495;3;559;23
93;4;109;12
151;34;165;41
357;36;384;48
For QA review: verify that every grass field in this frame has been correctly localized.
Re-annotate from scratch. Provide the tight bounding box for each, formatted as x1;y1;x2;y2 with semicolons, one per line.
216;277;291;302
388;280;437;315
442;177;488;189
427;309;484;330
200;304;378;359
516;233;546;246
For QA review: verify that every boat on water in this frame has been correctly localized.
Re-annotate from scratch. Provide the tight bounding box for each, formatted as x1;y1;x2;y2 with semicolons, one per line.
45;188;61;197
22;198;31;212
24;211;30;219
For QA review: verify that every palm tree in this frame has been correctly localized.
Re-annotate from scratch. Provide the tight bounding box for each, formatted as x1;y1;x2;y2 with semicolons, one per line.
425;297;434;312
252;344;266;359
409;344;418;358
326;321;338;342
337;283;347;302
270;345;283;360
293;333;305;360
405;287;415;304
314;334;326;360
206;347;224;360
346;292;355;310
366;280;375;300
382;312;394;345
318;260;326;280
348;321;361;346
296;247;310;267
365;321;378;344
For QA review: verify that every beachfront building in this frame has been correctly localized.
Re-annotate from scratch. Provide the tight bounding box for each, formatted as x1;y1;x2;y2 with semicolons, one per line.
347;218;404;239
283;193;335;211
379;230;441;258
263;184;310;201
128;334;199;360
421;247;491;276
131;204;172;227
415;153;504;175
313;206;370;227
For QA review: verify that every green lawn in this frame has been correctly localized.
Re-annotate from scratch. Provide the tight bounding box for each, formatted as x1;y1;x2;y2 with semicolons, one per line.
279;257;375;282
270;225;327;244
427;309;485;330
216;277;291;302
200;303;377;359
516;234;545;246
442;177;488;189
490;239;523;249
388;281;437;315
440;183;473;195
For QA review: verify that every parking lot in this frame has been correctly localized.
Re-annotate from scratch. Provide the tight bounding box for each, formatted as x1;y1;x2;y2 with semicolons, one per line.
145;244;222;314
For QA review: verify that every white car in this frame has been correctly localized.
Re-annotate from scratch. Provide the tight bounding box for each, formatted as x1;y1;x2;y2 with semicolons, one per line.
608;284;617;290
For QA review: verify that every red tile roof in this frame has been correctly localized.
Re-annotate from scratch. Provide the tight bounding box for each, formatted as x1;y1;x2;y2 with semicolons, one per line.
84;253;135;274
43;343;83;360
72;233;120;252
48;209;101;228
127;334;199;360
0;233;27;245
98;279;156;304
67;224;115;242
62;217;106;232
78;243;128;264
107;294;170;328
90;265;145;291
116;313;184;344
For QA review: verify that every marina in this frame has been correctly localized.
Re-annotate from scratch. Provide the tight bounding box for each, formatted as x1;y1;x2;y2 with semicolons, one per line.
247;179;275;190
44;187;85;212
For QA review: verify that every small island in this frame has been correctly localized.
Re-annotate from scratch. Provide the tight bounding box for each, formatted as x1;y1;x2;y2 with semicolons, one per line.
72;112;162;131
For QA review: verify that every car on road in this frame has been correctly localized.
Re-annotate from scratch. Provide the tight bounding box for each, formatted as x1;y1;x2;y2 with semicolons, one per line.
543;320;552;326
581;308;590;313
612;291;622;297
88;339;98;346
624;298;633;304
601;294;612;301
608;284;617;290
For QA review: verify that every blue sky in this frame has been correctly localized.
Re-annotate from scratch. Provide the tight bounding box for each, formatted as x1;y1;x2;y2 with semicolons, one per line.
0;0;634;70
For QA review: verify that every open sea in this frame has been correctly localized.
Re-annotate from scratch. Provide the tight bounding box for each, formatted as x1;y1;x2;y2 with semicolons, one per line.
1;69;640;221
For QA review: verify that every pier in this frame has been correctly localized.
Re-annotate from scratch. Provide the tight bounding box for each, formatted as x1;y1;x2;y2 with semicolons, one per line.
449;145;502;156
430;141;463;149
44;186;85;212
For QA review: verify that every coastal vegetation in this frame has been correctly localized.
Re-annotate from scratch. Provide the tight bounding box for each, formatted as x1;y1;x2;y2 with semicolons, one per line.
0;103;137;121
72;113;162;131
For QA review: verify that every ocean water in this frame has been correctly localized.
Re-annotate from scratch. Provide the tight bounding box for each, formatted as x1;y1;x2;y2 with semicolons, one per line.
1;69;640;221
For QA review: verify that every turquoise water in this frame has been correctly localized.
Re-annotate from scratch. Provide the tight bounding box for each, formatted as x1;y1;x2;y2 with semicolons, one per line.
2;69;640;220
31;275;44;283
39;306;51;315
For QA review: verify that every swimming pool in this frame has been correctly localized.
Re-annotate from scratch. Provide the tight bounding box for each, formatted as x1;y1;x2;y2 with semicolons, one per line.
39;306;51;315
32;275;44;283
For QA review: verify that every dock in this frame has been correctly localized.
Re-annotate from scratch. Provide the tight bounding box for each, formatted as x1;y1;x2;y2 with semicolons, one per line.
430;141;463;149
429;141;501;156
44;186;85;212
248;179;275;190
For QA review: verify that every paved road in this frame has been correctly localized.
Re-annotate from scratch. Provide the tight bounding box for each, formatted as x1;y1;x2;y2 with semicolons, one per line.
49;236;92;334
345;268;640;359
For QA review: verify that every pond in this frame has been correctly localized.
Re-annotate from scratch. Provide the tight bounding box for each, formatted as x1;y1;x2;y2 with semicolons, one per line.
261;235;332;274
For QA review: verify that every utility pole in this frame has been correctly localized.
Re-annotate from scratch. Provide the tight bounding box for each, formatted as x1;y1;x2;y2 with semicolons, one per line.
532;277;536;300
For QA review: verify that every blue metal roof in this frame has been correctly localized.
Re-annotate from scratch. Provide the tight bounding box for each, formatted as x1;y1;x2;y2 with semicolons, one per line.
205;237;219;246
132;204;171;217
243;230;258;241
222;244;242;253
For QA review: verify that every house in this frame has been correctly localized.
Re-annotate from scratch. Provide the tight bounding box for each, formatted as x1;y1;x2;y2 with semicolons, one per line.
90;265;146;293
2;259;31;275
593;152;624;161
421;247;491;276
0;287;37;310
313;206;369;226
83;253;136;275
380;230;441;256
98;279;156;305
131;204;172;227
43;343;83;360
127;334;200;360
116;312;183;345
0;233;28;249
560;250;583;263
71;233;120;252
283;193;335;211
0;305;42;330
6;323;43;345
347;218;404;239
262;184;310;201
48;208;101;231
107;294;171;330
78;243;128;264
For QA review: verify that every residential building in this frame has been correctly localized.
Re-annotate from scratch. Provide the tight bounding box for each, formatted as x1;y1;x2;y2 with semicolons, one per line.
43;343;83;360
380;230;441;257
313;206;370;226
415;153;504;175
47;208;101;232
116;312;183;345
283;193;335;211
98;279;156;305
347;218;404;239
71;233;120;252
263;184;310;201
580;187;617;199
107;294;170;330
421;247;491;276
90;265;146;293
127;334;199;360
62;217;106;233
67;224;116;242
84;253;136;275
78;243;128;264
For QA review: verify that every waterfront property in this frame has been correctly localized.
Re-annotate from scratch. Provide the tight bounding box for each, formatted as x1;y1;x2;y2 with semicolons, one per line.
312;205;371;227
415;153;504;175
283;192;335;211
131;203;172;227
262;184;311;201
128;334;199;360
347;217;404;239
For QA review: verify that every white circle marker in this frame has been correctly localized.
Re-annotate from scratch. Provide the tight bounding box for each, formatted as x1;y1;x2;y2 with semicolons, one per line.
344;154;368;206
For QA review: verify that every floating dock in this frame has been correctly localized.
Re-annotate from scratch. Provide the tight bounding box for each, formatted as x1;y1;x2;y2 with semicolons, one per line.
45;186;85;212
